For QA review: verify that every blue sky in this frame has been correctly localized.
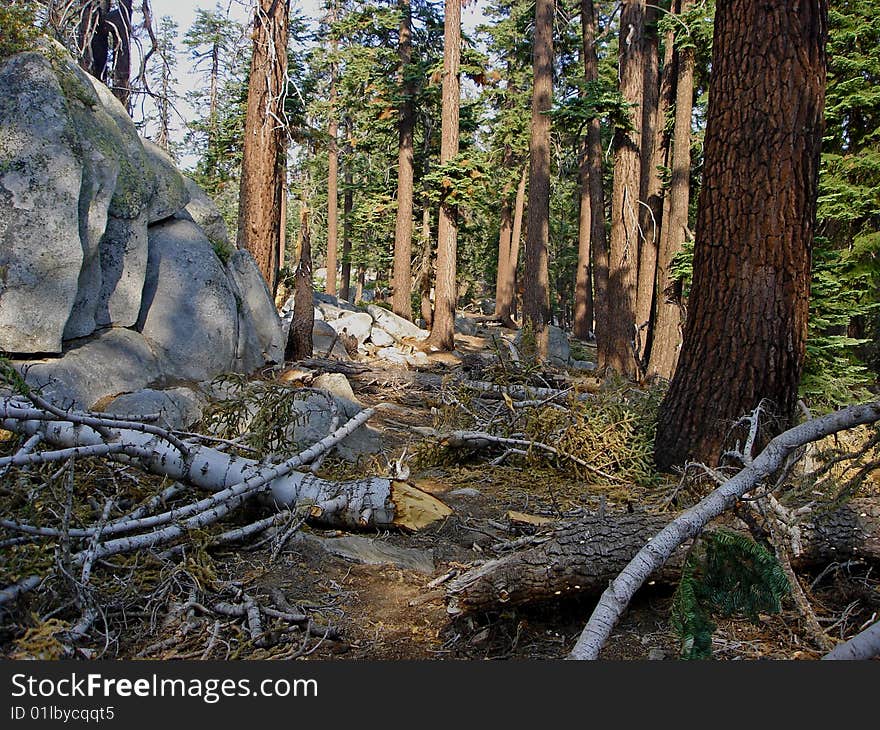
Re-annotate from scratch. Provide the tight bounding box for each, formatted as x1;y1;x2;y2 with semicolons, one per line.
143;0;489;164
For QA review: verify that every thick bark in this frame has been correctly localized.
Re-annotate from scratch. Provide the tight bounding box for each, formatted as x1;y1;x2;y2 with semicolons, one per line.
427;0;461;351
287;209;314;361
326;41;339;296
654;0;828;468
602;0;646;377
237;0;290;293
580;0;609;351
392;0;416;320
522;0;554;356
446;496;880;616
649;1;694;380
633;5;663;348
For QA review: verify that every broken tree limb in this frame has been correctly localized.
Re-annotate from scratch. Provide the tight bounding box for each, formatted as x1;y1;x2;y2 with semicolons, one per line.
1;395;449;533
567;400;880;660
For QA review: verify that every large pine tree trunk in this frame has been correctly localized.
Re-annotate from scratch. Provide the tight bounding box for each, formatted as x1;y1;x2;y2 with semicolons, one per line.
573;141;594;340
654;0;827;469
633;6;663;352
522;0;554;356
602;0;646;377
427;0;462;351
649;0;695;380
392;0;416;320
580;0;609;353
237;0;290;293
494;172;515;325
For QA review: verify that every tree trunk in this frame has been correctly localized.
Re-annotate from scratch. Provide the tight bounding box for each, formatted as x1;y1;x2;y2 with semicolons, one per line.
573;144;594;339
649;0;694;380
392;0;416;320
494;145;518;327
634;7;672;363
340;119;354;301
522;0;554;357
420;203;434;327
602;0;646;377
287;208;314;362
326;38;339;296
237;0;290;294
446;497;880;616
427;0;461;351
580;0;609;353
654;0;828;469
505;163;527;324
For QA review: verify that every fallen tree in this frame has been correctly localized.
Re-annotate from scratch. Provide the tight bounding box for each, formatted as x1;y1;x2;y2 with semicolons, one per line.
445;498;880;615
0;391;451;605
443;401;880;659
568;401;880;659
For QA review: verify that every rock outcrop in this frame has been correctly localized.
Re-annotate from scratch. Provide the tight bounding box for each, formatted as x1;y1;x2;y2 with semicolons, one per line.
0;41;282;410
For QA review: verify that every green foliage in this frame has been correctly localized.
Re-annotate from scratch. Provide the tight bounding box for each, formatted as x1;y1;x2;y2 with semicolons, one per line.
422;153;488;208
0;1;38;58
671;530;789;660
549;79;635;134
0;354;30;396
804;0;880;407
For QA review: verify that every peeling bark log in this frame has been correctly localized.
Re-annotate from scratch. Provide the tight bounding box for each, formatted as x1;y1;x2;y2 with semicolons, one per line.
445;499;880;616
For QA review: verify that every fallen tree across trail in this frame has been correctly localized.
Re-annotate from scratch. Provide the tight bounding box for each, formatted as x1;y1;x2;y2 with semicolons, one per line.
567;400;880;660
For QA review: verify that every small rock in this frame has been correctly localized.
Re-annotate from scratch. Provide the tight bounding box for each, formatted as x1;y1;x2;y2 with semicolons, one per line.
312;373;361;406
647;648;666;661
369;326;395;347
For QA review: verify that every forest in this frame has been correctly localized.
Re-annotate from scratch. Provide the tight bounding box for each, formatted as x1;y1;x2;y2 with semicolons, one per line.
0;0;879;662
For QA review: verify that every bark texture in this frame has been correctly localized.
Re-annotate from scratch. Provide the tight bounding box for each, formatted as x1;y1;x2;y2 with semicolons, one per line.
655;0;828;469
392;0;416;320
237;0;290;293
522;0;554;356
446;497;880;616
602;0;646;377
427;0;461;351
649;0;695;380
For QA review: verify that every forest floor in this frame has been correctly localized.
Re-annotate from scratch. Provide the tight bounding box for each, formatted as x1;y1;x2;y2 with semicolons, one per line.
3;315;879;661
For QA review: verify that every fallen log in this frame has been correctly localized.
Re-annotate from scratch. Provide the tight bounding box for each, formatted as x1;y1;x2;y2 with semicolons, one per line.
445;498;880;616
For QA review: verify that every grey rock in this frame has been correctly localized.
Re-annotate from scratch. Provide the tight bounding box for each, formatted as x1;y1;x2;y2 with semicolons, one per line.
20;328;162;409
375;347;409;366
570;359;597;372
514;324;571;366
226;250;283;373
287;390;378;459
94;211;148;328
301;534;434;574
367;304;429;341
647;648;666;661
547;325;571;366
369;326;394;347
455;315;478;336
448;488;482;498
178;177;229;249
312;373;361;407
0;52;84;353
104;386;206;430
142;139;189;224
312;320;351;361
138;219;237;382
328;312;373;344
